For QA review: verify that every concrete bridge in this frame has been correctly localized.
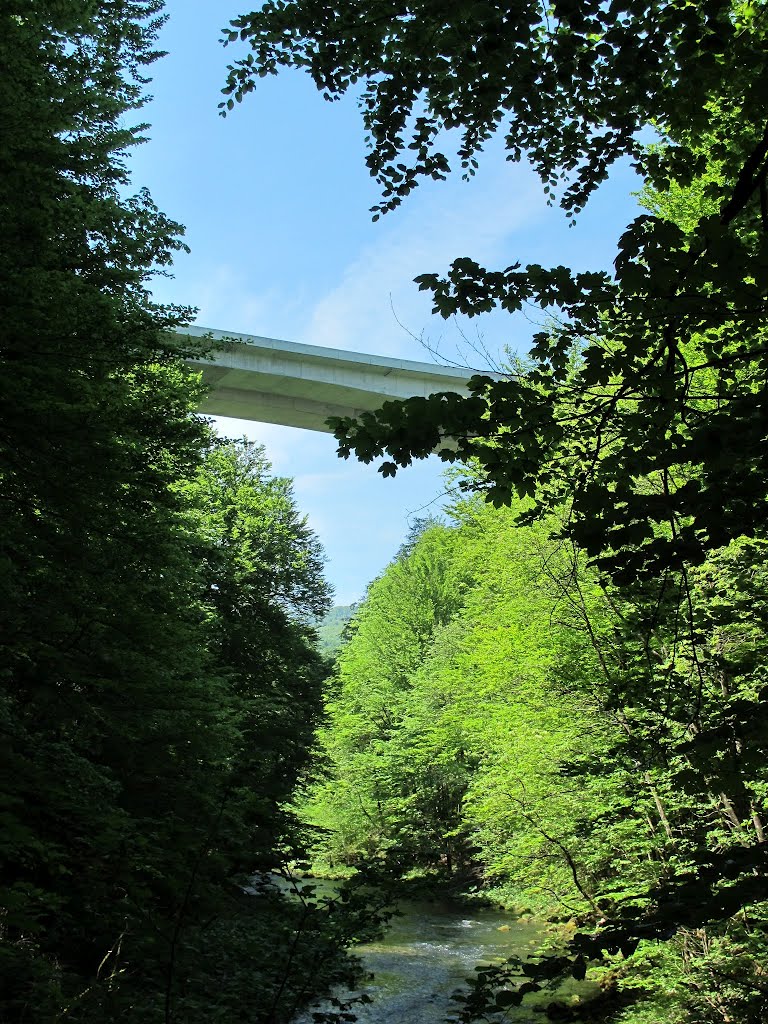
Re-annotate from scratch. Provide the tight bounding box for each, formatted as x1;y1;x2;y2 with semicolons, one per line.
182;326;496;433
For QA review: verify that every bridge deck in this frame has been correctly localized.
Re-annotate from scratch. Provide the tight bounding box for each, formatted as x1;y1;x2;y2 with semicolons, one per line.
183;326;496;433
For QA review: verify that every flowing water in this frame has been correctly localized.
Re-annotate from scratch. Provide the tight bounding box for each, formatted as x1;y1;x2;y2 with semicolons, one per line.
294;895;584;1023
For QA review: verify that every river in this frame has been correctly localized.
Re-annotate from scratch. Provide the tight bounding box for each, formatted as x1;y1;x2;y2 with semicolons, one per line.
294;894;587;1023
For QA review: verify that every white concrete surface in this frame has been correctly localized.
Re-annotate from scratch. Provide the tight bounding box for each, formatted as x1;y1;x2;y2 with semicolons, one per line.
182;326;497;433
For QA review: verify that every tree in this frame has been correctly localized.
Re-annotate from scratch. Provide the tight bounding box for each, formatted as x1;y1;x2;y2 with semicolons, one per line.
223;0;768;583
1;1;212;1011
446;522;768;1024
305;523;473;869
182;438;332;871
0;6;356;1021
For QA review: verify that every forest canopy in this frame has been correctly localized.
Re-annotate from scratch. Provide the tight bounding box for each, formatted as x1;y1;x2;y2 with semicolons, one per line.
0;5;370;1021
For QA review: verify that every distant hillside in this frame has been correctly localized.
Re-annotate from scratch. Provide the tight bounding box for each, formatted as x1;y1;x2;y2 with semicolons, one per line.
315;604;355;656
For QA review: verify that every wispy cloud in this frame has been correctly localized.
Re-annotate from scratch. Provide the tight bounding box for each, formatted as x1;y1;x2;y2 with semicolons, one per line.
190;265;278;335
207;416;322;471
302;162;546;364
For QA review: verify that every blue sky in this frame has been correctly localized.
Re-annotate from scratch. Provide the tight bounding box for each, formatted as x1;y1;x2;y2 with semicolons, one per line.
131;0;642;604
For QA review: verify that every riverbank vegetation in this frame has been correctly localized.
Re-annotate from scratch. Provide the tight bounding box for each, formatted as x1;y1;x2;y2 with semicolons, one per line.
303;489;768;1022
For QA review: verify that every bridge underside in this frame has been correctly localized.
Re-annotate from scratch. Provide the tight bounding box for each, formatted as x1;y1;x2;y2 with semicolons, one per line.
183;326;492;433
